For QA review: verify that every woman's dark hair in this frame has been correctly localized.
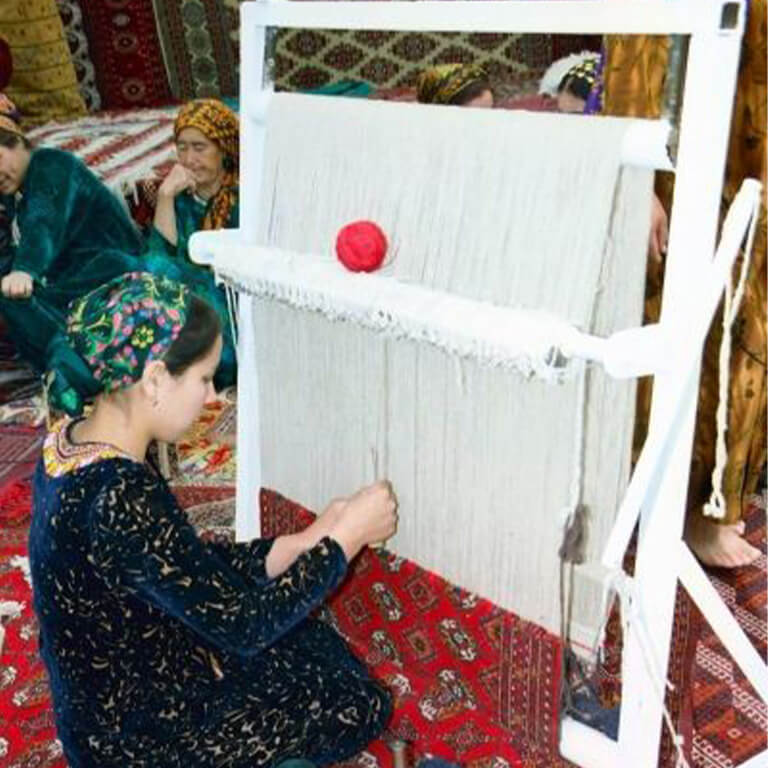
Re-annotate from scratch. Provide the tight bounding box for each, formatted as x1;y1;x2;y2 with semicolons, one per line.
163;294;222;376
450;79;493;106
557;73;594;101
0;128;32;150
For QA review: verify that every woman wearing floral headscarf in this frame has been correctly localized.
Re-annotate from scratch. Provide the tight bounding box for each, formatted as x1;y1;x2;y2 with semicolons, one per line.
0;93;143;405
32;272;397;768
145;98;240;388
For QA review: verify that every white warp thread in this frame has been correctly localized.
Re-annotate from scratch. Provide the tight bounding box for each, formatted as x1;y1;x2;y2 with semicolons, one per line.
240;94;651;636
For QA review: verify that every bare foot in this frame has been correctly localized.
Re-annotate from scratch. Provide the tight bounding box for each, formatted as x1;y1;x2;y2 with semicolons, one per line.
686;514;761;568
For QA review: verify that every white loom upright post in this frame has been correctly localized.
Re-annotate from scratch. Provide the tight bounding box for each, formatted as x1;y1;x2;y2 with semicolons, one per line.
614;4;747;767
234;1;269;542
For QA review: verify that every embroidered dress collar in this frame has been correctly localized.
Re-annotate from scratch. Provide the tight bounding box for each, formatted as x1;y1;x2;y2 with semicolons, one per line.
44;417;142;478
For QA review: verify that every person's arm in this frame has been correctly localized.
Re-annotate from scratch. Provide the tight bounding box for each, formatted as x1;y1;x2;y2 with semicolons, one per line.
648;192;669;263
201;498;348;580
7;153;79;286
88;466;348;657
153;164;196;246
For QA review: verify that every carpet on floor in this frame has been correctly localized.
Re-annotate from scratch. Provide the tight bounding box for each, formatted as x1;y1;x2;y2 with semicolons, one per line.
1;469;764;767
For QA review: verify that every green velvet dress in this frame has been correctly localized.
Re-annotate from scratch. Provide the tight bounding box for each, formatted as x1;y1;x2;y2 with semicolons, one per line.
0;148;144;410
144;191;238;389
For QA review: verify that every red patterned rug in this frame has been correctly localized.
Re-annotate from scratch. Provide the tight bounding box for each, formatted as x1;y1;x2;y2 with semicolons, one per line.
262;489;564;768
1;477;764;767
76;0;172;109
595;493;767;767
689;493;767;767
0;426;43;486
0;480;64;768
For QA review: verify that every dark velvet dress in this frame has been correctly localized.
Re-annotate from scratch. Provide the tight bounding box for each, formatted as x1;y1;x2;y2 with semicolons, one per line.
29;419;391;768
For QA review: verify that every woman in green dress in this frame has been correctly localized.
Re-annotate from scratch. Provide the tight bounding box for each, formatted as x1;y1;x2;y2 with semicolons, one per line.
0;94;144;413
145;98;239;389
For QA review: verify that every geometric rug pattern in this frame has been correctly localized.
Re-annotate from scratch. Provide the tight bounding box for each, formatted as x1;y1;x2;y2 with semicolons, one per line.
594;492;767;767
261;488;564;768
689;492;767;768
0;412;764;768
0;426;44;487
271;29;601;97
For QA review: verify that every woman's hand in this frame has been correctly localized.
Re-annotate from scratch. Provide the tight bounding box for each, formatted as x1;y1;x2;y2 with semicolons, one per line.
648;193;669;263
158;163;196;200
1;271;33;299
304;497;348;546
154;164;195;246
264;484;398;577
328;481;399;562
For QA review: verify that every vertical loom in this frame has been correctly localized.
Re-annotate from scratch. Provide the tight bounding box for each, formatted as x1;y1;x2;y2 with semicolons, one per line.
191;2;766;767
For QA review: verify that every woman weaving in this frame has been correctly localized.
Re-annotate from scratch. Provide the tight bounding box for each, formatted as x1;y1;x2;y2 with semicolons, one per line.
30;273;396;767
145;98;239;389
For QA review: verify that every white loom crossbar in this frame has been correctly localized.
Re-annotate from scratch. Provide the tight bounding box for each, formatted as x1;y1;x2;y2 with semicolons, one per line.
190;2;766;766
193;233;681;382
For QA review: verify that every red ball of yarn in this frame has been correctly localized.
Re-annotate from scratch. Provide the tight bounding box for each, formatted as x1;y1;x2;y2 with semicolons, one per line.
336;220;388;272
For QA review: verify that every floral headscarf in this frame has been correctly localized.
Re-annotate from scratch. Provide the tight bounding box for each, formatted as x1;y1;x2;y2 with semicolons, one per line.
174;98;239;231
0;93;23;138
67;272;190;393
416;63;489;105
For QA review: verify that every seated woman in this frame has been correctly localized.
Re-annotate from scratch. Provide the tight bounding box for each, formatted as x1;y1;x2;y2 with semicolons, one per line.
416;63;494;108
31;272;396;767
538;50;601;114
0;94;144;412
145;98;240;389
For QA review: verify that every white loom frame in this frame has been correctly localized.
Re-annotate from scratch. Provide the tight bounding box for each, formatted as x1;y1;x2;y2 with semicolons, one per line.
191;2;767;766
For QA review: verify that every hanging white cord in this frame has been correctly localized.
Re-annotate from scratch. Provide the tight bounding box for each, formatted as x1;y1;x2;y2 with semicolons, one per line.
561;360;588;534
703;192;761;518
600;571;692;768
224;282;239;363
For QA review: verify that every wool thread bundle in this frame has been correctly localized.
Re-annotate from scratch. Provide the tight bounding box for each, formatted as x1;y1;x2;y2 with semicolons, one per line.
336;220;388;272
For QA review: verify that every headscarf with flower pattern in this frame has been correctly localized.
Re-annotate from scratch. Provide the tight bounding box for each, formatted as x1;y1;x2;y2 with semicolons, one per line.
416;63;489;105
0;93;23;138
67;272;190;393
174;98;239;231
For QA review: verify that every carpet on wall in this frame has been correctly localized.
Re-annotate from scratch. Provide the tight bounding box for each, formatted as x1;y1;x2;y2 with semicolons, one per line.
76;0;172;109
272;27;600;97
152;0;240;101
